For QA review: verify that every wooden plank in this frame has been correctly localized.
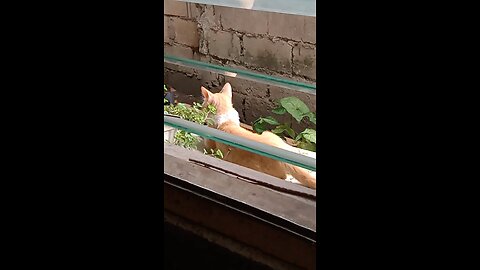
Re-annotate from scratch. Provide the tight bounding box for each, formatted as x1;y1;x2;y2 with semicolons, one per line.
164;182;316;270
164;143;316;230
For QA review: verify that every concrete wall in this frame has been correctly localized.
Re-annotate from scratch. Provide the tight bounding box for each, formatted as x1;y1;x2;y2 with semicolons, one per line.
164;0;316;130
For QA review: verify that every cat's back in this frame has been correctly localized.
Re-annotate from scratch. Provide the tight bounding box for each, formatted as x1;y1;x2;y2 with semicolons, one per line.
217;122;287;179
219;122;285;147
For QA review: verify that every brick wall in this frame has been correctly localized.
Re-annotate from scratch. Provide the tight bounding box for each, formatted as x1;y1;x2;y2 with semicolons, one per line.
164;0;316;130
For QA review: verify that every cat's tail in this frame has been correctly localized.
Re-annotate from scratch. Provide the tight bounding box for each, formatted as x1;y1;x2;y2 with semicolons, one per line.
284;163;316;189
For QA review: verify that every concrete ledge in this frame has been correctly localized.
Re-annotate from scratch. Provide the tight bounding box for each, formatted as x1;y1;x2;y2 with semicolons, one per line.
164;143;316;231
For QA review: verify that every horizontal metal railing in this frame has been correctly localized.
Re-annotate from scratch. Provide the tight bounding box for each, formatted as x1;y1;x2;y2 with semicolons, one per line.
164;114;316;171
164;54;316;95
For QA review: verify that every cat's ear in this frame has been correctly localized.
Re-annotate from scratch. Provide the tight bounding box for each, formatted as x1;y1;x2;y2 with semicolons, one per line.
220;83;232;98
201;86;213;101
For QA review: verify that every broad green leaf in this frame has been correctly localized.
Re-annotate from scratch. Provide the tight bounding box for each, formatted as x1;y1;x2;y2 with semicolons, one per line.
272;106;287;115
253;119;267;134
271;127;286;134
253;118;263;126
297;129;316;144
284;126;296;138
298;141;316;152
303;112;316;124
279;97;310;123
261;116;280;125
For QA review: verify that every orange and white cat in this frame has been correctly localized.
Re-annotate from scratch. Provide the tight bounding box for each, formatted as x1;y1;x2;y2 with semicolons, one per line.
201;83;316;189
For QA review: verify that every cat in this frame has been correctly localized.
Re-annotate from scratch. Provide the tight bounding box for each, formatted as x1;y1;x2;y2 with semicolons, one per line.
200;83;316;189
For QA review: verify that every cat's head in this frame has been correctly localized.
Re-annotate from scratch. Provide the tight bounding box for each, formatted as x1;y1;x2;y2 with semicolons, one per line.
200;83;234;115
200;83;240;126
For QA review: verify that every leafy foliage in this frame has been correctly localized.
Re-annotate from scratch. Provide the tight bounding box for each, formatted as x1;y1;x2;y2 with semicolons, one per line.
164;102;217;149
204;148;224;159
164;84;168;105
253;96;316;152
278;97;311;122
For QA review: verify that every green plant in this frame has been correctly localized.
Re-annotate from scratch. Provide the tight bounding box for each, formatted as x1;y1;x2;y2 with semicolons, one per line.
164;102;217;149
253;96;316;152
164;84;168;104
204;148;224;159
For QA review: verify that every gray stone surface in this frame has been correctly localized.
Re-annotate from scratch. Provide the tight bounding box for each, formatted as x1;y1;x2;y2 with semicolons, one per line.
170;17;200;47
216;6;268;34
207;30;242;60
164;0;188;17
163;0;316;127
292;43;316;80
267;12;305;42
243;36;292;73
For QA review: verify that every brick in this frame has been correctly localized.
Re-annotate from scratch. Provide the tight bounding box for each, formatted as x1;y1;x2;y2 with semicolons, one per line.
164;44;194;59
198;5;221;30
165;63;197;83
206;30;241;60
164;17;169;42
242;36;292;73
164;0;188;17
292;44;316;80
303;17;316;43
190;4;220;26
267;13;316;43
216;6;268;34
243;97;277;125
267;13;304;41
165;70;202;97
170;17;199;47
232;92;247;122
166;17;175;41
226;76;269;99
195;69;221;89
188;3;203;19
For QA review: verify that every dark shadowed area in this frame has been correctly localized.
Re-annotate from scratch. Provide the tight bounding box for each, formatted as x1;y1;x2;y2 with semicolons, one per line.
164;222;273;270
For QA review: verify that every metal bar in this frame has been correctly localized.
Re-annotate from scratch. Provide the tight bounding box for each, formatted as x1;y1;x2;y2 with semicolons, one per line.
164;54;317;95
164;115;317;171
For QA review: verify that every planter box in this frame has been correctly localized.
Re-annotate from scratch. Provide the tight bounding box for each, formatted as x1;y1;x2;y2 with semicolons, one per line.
164;125;177;143
164;125;205;150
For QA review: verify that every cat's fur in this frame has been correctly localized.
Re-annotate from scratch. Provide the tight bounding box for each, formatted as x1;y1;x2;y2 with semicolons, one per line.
201;83;316;189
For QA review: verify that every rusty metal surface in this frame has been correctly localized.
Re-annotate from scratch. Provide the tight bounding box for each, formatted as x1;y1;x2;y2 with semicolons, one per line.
164;177;316;270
